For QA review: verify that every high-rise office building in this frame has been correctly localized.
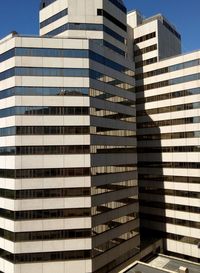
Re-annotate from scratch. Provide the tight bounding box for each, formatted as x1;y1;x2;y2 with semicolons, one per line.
128;10;200;263
0;1;199;273
0;1;139;273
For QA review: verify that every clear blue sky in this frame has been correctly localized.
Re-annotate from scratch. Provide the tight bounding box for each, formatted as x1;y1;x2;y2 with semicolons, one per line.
0;0;200;53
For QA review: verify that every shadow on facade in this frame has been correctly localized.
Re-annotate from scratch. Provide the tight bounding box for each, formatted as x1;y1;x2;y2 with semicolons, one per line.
135;58;166;258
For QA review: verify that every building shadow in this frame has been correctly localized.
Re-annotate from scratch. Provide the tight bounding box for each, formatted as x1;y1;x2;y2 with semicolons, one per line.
135;58;166;260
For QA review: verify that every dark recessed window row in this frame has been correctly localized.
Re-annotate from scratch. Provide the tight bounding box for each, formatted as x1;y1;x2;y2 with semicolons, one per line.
91;108;135;122
0;46;89;63
44;23;125;43
90;88;135;105
136;73;200;92
94;148;136;154
138;174;200;184
0;126;89;137
108;0;127;13
163;20;181;40
137;130;200;140
40;8;68;28
0;228;91;242
0;207;91;221
136;59;200;80
0;188;91;200
166;233;199;245
135;57;157;68
134;44;157;57
140;200;200;214
137;116;200;129
93;127;136;137
0;67;88;81
0;87;89;100
0;48;131;75
102;40;125;56
138;161;200;169
134;32;156;44
93;231;138;257
140;213;200;229
93;199;138;217
93;212;137;234
0;167;90;179
0;106;89;118
0;249;91;263
140;187;200;199
91;165;136;176
89;51;134;76
93;39;125;56
97;9;127;31
0;145;90;156
0;68;134;91
137;102;200;116
92;179;137;194
138;145;200;153
136;87;200;104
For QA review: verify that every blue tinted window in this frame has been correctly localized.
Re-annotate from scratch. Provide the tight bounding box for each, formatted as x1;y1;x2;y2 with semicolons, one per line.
15;48;88;58
40;9;68;28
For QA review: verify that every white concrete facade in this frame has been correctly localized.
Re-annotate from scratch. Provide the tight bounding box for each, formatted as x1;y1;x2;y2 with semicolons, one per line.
0;1;139;273
128;10;200;262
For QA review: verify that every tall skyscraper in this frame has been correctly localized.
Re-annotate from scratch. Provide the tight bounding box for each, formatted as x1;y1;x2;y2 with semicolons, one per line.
0;1;199;273
128;10;200;263
0;1;139;273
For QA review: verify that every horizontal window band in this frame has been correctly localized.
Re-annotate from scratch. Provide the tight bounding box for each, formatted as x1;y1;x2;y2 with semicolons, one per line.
0;145;90;156
138;161;200;169
137;130;200;140
0;126;90;137
138;146;200;153
166;233;200;245
137;102;200;116
134;44;157;57
0;228;91;242
97;9;127;31
0;106;89;118
0;48;132;76
0;87;89;99
135;57;157;68
0;249;91;263
40;8;68;29
44;23;125;43
140;200;200;213
136;72;200;92
136;59;200;80
134;32;156;44
140;213;200;229
0;207;91;221
140;187;200;199
0;85;134;101
0;188;91;199
137;116;200;128
0;167;90;179
136;87;200;104
0;68;134;91
138;174;200;184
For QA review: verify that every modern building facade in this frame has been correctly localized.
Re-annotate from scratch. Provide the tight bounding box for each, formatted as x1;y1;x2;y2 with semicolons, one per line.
128;10;200;263
0;1;199;273
0;1;139;273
